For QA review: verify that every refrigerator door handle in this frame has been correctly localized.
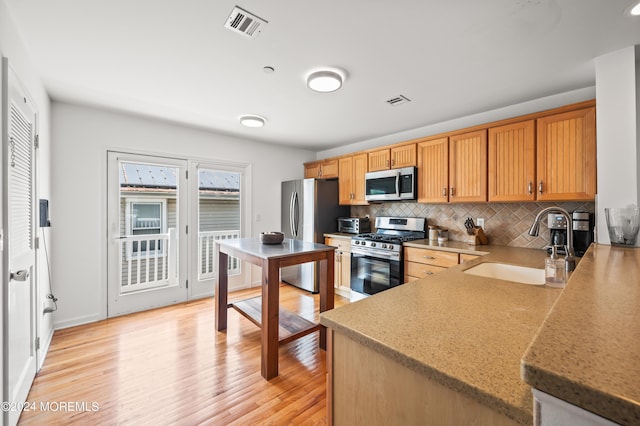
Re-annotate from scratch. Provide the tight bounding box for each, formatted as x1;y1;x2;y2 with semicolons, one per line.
293;191;300;237
289;192;296;236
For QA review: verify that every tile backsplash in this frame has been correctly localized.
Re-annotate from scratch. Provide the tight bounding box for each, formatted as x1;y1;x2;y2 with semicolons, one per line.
351;201;595;249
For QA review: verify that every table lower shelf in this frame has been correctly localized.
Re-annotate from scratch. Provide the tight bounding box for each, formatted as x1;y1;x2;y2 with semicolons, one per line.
230;296;320;345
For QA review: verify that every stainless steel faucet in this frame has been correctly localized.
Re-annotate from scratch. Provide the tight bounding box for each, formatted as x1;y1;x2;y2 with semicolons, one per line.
529;207;576;272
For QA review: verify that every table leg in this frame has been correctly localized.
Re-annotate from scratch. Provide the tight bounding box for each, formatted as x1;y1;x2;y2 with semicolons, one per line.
215;246;228;331
319;251;335;350
261;258;280;380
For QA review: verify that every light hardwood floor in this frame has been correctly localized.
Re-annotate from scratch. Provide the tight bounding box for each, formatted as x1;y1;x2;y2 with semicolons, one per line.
19;284;348;425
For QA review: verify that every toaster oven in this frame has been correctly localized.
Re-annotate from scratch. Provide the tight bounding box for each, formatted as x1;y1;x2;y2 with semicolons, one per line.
338;217;371;234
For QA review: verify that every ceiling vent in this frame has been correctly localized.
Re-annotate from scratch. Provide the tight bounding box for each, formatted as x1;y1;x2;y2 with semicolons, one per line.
386;95;411;106
224;6;268;38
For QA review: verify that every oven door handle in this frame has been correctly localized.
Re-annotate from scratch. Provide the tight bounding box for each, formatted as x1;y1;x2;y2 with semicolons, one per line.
395;170;401;197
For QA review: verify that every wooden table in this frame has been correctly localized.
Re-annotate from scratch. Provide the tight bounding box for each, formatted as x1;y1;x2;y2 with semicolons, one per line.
215;237;335;380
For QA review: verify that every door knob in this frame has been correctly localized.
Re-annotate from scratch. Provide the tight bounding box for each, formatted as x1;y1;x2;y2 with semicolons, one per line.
10;269;30;281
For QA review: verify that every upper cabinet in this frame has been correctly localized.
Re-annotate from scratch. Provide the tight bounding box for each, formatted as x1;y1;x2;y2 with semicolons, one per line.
536;107;596;201
304;158;339;179
417;137;449;203
417;131;487;203
368;144;417;172
448;130;488;203
488;120;536;202
339;153;368;205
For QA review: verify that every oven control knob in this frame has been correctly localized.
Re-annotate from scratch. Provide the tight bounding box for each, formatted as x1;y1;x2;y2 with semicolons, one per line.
381;243;387;249
371;242;376;247
354;240;360;245
388;244;394;250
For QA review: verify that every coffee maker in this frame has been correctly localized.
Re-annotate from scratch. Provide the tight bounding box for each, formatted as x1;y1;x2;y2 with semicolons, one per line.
547;210;594;257
572;210;594;256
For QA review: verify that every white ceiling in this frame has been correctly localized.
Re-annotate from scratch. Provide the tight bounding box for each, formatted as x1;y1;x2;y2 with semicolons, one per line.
5;0;640;151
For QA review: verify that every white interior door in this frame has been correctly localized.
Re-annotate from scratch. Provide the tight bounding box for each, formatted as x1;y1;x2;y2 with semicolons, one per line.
189;162;249;298
107;152;188;317
2;58;37;426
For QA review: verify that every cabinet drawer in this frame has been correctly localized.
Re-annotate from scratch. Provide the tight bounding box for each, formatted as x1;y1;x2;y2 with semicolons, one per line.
325;237;352;253
404;261;448;278
404;247;458;267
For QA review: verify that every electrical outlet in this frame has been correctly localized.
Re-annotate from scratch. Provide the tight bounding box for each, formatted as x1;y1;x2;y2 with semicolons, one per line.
477;218;485;230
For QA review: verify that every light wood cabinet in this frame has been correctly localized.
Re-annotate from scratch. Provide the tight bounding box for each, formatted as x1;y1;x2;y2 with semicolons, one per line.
324;236;352;297
338;153;368;205
368;144;417;172
328;330;519;426
449;130;488;202
417;137;449;203
488;120;536;202
304;158;339;179
404;247;458;283
536;107;596;201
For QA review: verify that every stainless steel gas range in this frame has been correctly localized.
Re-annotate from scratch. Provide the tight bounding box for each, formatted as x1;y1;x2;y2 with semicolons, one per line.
350;217;426;301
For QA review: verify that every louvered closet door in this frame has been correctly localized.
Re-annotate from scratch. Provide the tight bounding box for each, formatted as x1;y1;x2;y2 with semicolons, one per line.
3;58;38;426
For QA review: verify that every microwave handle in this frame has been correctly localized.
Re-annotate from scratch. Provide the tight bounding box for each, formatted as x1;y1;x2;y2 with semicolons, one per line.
395;171;401;197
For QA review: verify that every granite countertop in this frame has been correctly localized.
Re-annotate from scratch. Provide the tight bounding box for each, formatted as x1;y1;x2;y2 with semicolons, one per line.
320;244;561;425
521;244;640;425
321;241;640;424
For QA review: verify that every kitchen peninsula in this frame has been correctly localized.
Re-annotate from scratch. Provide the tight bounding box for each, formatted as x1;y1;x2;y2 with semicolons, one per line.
320;243;640;425
215;238;335;380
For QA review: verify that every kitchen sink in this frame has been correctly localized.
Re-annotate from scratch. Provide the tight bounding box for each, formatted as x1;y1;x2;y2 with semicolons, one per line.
463;262;545;285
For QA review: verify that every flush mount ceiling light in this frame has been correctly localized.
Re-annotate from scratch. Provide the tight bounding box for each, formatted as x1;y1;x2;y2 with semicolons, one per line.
631;2;640;15
307;69;345;93
239;115;266;128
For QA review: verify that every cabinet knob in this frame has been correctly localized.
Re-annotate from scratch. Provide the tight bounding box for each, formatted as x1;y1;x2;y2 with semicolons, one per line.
528;181;533;195
424;271;434;275
450;187;455;197
442;187;447;198
391;159;395;167
423;255;435;259
539;180;543;194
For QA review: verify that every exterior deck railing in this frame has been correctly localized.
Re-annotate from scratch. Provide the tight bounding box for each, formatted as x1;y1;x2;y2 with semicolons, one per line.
117;229;240;292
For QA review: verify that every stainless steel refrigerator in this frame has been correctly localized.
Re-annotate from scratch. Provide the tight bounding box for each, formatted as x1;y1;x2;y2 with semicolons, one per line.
281;178;349;292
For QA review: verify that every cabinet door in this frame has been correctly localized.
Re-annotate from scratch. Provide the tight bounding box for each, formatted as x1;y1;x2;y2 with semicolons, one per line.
351;153;368;205
417;137;449;203
368;149;391;172
488;120;536;202
338;157;353;205
321;158;339;179
339;251;351;293
339;154;368;205
449;130;488;203
305;162;322;178
391;144;417;168
536;107;596;201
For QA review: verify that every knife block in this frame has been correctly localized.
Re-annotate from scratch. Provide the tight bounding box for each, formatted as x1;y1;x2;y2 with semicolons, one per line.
468;228;488;245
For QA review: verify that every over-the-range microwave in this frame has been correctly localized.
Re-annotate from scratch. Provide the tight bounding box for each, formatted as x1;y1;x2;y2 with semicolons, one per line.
365;166;417;202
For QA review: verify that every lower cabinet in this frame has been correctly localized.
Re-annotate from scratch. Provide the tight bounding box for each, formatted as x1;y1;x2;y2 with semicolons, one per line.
532;390;618;426
327;329;518;425
325;236;351;298
404;247;459;283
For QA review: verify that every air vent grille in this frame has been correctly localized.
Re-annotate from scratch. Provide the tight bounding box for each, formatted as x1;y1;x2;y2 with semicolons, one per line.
386;95;411;106
224;6;268;38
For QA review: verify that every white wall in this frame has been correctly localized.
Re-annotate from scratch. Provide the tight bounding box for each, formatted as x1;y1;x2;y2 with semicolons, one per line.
317;87;596;159
595;45;640;245
51;102;315;328
1;0;53;377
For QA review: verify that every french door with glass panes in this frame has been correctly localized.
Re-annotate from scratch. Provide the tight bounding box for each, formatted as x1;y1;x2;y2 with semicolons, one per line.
107;152;188;317
189;162;248;298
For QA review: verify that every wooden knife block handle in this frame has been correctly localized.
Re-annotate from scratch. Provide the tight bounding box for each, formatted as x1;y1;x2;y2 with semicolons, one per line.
468;228;489;245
